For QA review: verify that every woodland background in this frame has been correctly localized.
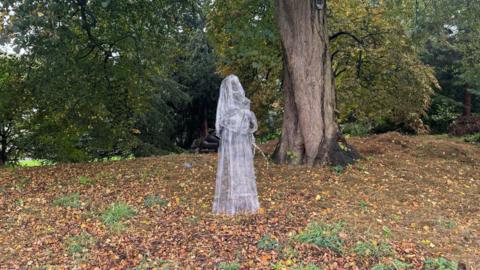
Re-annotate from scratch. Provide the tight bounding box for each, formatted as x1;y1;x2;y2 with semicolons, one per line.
1;0;479;165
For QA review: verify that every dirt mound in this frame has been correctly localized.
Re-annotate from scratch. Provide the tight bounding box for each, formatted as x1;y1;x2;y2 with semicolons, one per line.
448;116;480;136
414;140;479;164
350;132;413;155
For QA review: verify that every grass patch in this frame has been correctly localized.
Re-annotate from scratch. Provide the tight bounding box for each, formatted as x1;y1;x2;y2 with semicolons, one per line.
382;225;393;238
295;222;345;254
436;218;457;229
79;176;96;185
186;215;199;224
66;231;96;259
423;257;458;270
218;261;240;270
14;177;32;190
52;193;81;208
257;234;282;251
128;257;172;270
372;259;412;270
292;264;323;270
352;241;394;258
359;200;369;212
17;159;54;167
144;195;168;208
462;133;480;144
330;165;345;175
32;266;59;270
101;202;136;231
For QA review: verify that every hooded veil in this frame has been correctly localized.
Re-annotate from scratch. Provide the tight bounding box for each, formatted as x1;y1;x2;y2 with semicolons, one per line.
213;75;259;215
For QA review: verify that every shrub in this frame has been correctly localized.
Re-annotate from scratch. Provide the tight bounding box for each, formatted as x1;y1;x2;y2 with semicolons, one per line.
425;95;461;134
448;116;480;136
463;132;480;144
341;122;372;137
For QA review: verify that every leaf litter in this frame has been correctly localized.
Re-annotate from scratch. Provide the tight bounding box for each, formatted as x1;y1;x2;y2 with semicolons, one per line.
0;132;478;269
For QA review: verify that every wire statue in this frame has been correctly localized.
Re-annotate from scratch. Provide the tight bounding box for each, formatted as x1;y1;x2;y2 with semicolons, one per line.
213;75;260;215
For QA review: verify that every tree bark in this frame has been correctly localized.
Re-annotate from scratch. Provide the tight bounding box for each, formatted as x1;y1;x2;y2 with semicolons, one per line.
463;89;472;117
273;0;359;166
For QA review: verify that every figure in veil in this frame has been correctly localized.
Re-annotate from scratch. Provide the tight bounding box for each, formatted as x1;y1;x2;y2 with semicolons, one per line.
213;74;260;215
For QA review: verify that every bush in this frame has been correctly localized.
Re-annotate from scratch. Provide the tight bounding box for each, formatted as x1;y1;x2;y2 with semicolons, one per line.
341;122;372;137
425;95;462;134
448;116;480;136
257;129;281;144
463;132;480;143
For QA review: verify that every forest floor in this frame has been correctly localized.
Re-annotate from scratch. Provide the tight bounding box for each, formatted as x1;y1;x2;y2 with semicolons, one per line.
0;132;479;270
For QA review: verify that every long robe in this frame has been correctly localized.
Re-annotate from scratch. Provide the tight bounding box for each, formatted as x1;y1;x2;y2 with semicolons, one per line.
213;108;259;215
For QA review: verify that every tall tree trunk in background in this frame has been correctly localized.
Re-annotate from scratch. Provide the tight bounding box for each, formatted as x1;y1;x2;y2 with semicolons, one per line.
0;134;6;166
463;89;472;117
200;106;209;137
273;0;359;166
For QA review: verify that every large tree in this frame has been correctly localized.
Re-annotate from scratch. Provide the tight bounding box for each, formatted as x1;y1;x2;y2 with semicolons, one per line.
273;0;359;166
208;0;437;150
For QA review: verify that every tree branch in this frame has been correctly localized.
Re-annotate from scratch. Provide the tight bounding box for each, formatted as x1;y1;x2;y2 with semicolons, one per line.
331;50;340;61
334;68;347;78
329;31;363;45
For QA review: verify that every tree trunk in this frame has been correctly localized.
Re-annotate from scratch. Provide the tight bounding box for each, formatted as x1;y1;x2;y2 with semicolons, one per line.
463;89;472;117
0;136;6;166
273;0;359;166
200;106;209;137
